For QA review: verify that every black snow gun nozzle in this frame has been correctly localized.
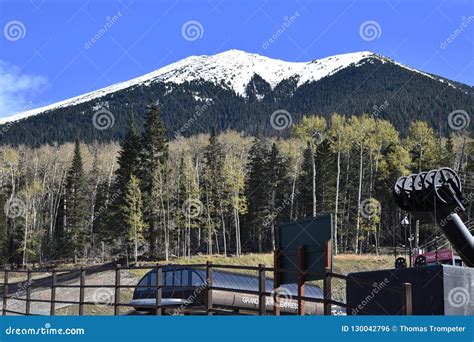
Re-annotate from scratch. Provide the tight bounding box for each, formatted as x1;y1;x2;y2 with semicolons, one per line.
393;167;474;267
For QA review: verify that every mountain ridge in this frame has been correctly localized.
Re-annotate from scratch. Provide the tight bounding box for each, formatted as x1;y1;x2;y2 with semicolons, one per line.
1;49;470;125
0;49;472;146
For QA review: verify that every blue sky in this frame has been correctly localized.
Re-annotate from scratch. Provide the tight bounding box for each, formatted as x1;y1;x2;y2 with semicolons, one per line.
0;0;473;118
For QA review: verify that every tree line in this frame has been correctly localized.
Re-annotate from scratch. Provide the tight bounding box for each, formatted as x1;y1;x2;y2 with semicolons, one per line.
0;105;472;265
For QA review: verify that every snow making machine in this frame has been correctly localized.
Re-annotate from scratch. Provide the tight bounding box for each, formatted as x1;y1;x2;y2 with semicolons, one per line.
347;167;474;315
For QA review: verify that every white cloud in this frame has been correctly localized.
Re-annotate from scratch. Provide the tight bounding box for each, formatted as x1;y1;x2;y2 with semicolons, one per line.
0;60;48;118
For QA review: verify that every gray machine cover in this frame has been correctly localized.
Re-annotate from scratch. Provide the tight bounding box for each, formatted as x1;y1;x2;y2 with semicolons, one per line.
346;265;474;315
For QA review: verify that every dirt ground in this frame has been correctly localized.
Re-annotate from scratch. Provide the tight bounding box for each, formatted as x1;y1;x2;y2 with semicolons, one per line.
1;253;397;316
3;268;139;316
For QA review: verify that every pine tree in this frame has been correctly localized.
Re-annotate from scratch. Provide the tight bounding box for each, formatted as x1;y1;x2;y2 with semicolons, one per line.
53;195;67;258
203;128;225;255
138;105;169;257
114;114;141;192
139;105;168;194
442;135;455;169
65;139;88;259
314;139;335;213
92;181;112;243
265;142;289;250
121;175;146;263
245;132;270;252
109;115;141;239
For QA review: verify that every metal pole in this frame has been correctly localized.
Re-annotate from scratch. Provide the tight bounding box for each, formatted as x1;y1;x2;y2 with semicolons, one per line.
415;220;420;251
408;235;413;268
402;283;412;315
404;225;407;262
258;264;266;316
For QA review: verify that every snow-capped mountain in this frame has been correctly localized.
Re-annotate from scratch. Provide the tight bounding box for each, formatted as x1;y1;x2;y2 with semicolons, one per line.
1;49;472;145
0;49;452;124
1;50;375;123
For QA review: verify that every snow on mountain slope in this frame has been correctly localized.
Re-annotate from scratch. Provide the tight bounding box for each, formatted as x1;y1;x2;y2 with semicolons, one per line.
0;49;448;124
151;49;376;94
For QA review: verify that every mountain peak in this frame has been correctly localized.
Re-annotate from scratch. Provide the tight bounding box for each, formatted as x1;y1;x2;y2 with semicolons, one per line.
153;49;381;96
0;49;432;124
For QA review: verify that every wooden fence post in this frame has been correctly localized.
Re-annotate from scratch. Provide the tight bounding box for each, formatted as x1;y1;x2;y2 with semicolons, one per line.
206;261;213;315
258;264;266;316
114;264;121;316
402;282;412;315
79;268;86;315
50;271;57;316
2;270;8;316
323;267;332;315
155;264;162;316
25;270;32;315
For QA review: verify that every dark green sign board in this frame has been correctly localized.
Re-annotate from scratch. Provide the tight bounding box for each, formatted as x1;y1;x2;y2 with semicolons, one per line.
276;214;332;284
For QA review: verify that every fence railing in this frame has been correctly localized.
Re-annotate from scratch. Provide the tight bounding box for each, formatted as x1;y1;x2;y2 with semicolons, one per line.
0;262;413;316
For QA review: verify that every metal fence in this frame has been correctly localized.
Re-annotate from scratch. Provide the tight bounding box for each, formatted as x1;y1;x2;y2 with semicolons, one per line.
0;262;413;316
